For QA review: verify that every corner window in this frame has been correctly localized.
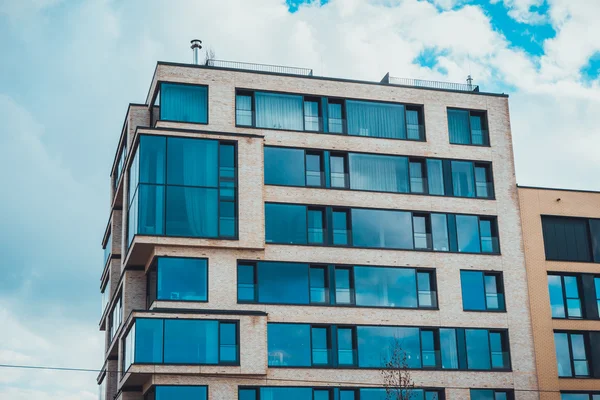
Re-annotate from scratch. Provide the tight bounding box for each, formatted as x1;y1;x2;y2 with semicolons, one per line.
159;83;208;124
448;108;489;146
555;332;589;378
147;257;208;305
460;270;505;311
109;295;122;342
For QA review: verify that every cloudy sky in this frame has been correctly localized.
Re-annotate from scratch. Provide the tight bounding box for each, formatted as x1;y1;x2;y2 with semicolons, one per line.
1;0;599;398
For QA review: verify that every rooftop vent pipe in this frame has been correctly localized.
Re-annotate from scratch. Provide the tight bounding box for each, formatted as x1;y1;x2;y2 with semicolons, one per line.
191;39;203;65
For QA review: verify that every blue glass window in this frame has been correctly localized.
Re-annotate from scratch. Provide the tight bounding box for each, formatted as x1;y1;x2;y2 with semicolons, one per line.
237;263;256;302
265;203;307;244
352;208;413;249
163;319;218;364
167;138;217;186
332;210;350;245
596;277;600;316
465;329;491;370
154;386;207;400
255;92;304;131
165;186;218;237
155;257;207;302
268;324;311;366
311;327;331;365
330;154;348;188
431;213;449;251
264;147;305;186
135;318;164;364
456;215;481;253
220;322;238;363
160;83;207;124
451;161;475;198
328;101;344;133
349;153;409;193
306;152;324;187
236;92;253;126
460;271;505;311
547;275;582;319
347;100;407;139
308;208;325;244
448;109;489;146
357;326;421;368
304;99;321;131
409;160;426;193
257;262;309;304
239;389;257;400
471;390;513;400
554;332;589;377
334;267;353;305
310;266;328;304
259;388;312;400
354;267;417;308
440;328;458;369
337;327;356;366
427;159;445;196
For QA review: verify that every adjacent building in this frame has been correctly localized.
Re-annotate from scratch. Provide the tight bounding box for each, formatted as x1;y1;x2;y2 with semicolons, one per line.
98;58;539;400
518;186;600;400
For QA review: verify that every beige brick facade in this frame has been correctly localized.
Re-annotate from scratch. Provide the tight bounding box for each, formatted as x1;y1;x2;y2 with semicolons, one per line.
99;63;539;400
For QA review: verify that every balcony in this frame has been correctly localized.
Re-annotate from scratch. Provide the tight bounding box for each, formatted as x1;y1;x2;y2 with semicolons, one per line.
381;73;480;92
205;59;313;77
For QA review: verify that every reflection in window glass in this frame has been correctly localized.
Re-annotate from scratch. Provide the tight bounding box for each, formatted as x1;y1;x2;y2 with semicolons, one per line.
257;262;309;304
163;320;218;364
335;268;353;305
427;159;445;195
349;153;409;193
264;147;306;186
465;329;491;370
268;324;311;367
265;203;307;244
160;83;208;124
555;332;572;377
237;264;256;302
338;328;355;366
352;209;413;249
311;327;330;365
156;258;207;301
357;326;421;368
354;267;417;308
548;275;566;318
308;208;325;244
306;153;323;187
456;215;481;253
332;210;350;245
431;213;449;251
451;161;475;197
309;266;327;304
440;328;458;369
330;155;347;188
347;100;406;139
154;386;207;400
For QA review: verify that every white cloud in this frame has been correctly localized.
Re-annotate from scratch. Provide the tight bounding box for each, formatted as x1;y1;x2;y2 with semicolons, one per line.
491;0;547;24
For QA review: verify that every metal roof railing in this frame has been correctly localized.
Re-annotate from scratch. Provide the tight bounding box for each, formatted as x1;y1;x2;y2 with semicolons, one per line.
381;73;480;92
205;59;313;76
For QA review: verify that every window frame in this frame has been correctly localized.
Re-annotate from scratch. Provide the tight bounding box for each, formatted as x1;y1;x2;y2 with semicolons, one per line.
548;273;585;319
554;331;592;378
154;81;209;125
460;270;506;312
146;256;209;307
447;107;490;147
144;385;209;400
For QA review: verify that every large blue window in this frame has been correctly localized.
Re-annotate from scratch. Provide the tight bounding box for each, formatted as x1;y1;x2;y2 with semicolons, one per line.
159;83;208;124
460;270;505;311
267;323;509;371
561;394;600;400
347;100;407;139
127;135;236;244
448;108;489;146
470;390;513;400
264;147;305;186
349;153;409;193
237;262;436;309
147;257;208;305
145;386;207;400
123;318;238;371
548;275;582;319
255;92;304;131
238;388;442;400
265;203;499;254
555;332;590;378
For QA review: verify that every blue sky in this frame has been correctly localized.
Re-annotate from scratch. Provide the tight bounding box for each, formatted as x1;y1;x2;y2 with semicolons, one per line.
1;0;600;398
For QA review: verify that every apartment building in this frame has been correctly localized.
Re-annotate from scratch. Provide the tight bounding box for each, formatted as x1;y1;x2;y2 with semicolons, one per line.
98;57;539;400
519;186;600;400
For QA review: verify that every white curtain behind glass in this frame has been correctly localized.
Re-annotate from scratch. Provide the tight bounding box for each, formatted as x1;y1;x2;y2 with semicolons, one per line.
255;92;303;130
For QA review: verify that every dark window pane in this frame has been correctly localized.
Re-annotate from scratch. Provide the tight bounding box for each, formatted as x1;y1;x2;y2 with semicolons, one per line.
542;216;592;262
421;330;437;367
267;324;311;366
157;257;207;301
332;210;349;245
219;323;238;363
413;215;430;249
357;326;421;368
589;219;600;262
155;386;207;400
554;332;573;377
461;271;486;311
431;213;449;251
265;203;307;244
440;328;458;369
328;102;344;133
352;209;413;249
335;268;353;305
347;100;406;139
427;159;445;195
259;388;313;400
308;208;325;244
219;201;236;237
255;92;304;131
465;329;491;370
166;137;218;187
137;184;165;235
354;266;417;308
448;109;471;144
163;320;218;364
165;187;218;237
338;328;356;366
451;161;475;198
264;147;306;186
470;390;495;400
161;83;208;124
311;327;330;365
239;389;257;400
456;215;481;253
310;266;327;304
135;319;164;364
139;135;166;185
409;161;425;193
306;153;323;187
349;153;409;193
330;155;347;188
236;94;253;126
548;275;566;318
257;262;309;304
237;264;256;302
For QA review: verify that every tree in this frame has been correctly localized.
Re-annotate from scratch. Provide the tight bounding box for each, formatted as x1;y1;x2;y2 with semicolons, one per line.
203;47;216;65
380;338;415;400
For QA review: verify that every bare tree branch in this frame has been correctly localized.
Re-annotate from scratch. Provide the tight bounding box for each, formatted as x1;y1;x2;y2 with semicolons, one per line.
203;47;216;65
380;338;415;400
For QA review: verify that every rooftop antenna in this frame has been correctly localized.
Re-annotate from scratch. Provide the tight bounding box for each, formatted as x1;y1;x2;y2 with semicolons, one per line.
191;39;203;65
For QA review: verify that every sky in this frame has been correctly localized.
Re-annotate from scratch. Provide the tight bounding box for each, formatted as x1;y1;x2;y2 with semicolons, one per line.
0;0;600;398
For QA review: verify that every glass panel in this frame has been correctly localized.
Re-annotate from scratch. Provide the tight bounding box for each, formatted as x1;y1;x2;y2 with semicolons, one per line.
460;271;486;311
328;102;344;133
489;332;506;368
239;389;257;400
306;153;323;187
548;275;566;318
163;319;218;364
311;327;330;365
308;209;325;244
456;215;481;253
480;219;495;253
220;142;235;179
426;159;445;195
237;264;255;302
340;391;356;400
554;332;573;377
157;258;207;301
417;271;434;307
451;161;475;198
465;329;491;370
255;92;304;131
264;147;306;186
332;210;349;246
431;213;449;251
596;277;600;315
219;323;238;363
440;328;458;369
165;187;218;237
349;153;409;193
484;274;502;310
354;266;417;308
421;330;437;367
330;155;347;188
135;318;164;364
267;324;312;366
470;114;487;145
357;326;421;368
124;324;136;371
304;100;320;131
448;109;471;144
265;203;307;244
470;390;495;400
166;137;218;187
314;390;331;400
406;109;422;140
571;334;589;376
335;268;353;305
359;389;388;400
337;328;355;366
257;262;310;304
352;209;413;249
409;161;425;193
347;100;406;139
561;395;591;400
589;219;600;262
413;215;429;249
161;83;208;124
139;135;166;185
495;393;508;400
236;94;253;126
136;184;165;236
310;266;327;304
260;388;313;400
564;276;582;318
155;386;207;400
219;201;236;237
475;166;490;198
